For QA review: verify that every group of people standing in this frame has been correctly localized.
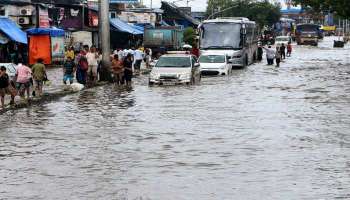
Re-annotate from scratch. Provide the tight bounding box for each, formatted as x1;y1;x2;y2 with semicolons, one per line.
64;45;102;86
64;46;152;87
258;42;293;67
0;59;47;109
110;47;152;86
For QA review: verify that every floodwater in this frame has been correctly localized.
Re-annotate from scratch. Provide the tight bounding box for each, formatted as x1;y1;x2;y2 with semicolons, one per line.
1;37;350;200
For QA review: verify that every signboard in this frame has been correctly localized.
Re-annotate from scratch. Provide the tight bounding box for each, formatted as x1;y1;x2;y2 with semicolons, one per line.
120;11;156;25
51;37;65;61
89;10;98;27
39;7;50;28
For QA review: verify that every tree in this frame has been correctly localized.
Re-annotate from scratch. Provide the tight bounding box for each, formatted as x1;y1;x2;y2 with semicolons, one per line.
184;27;196;46
292;0;350;18
206;0;281;28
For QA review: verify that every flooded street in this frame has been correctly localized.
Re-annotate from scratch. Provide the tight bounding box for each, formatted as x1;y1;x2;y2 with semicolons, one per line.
1;37;350;199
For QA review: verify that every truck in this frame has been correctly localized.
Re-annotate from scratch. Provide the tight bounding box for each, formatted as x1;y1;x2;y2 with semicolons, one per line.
143;27;184;57
296;24;320;46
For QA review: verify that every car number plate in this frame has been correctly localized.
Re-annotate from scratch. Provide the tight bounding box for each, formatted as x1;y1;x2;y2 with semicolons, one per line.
163;81;175;86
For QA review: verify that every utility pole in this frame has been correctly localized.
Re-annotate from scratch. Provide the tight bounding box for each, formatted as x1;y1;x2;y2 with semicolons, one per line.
99;0;111;81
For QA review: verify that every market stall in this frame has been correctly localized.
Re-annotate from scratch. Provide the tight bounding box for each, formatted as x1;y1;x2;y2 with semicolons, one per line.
26;27;65;65
0;17;27;63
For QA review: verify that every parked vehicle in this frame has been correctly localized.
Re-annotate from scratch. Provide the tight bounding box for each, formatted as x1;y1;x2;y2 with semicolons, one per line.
199;17;258;68
0;63;17;82
199;53;231;76
296;24;320;46
144;27;184;58
275;36;292;46
149;54;201;86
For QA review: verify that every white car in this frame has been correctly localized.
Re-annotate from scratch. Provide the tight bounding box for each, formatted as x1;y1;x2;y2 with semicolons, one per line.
275;36;292;46
199;54;232;75
149;54;201;85
0;63;17;81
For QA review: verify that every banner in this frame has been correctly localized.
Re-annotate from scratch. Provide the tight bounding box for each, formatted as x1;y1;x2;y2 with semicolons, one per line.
39;7;50;28
51;37;65;62
29;35;51;65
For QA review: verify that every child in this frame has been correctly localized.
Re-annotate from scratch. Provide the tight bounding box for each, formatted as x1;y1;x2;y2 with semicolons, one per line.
63;56;76;85
287;42;292;57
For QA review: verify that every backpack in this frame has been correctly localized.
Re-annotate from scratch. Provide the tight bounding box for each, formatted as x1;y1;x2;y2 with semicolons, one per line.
79;55;88;71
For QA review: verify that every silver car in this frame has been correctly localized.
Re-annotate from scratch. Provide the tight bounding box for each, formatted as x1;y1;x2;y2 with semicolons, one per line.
149;54;201;85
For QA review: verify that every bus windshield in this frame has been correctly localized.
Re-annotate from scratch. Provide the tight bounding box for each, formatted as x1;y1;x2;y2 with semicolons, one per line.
200;23;242;50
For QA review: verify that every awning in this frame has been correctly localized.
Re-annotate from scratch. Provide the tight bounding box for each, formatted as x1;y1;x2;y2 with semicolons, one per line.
26;27;65;37
132;24;144;32
0;17;27;44
110;18;143;35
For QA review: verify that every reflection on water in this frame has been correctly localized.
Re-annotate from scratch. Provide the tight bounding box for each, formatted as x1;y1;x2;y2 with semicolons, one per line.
1;37;350;200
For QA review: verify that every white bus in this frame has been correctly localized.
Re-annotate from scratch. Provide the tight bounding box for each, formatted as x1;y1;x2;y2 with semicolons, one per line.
199;17;258;67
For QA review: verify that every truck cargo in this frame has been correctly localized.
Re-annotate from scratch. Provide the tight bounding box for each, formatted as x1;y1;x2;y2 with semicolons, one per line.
144;27;184;54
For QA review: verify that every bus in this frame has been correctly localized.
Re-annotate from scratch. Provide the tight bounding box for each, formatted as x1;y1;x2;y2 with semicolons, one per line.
199;17;258;67
296;24;321;46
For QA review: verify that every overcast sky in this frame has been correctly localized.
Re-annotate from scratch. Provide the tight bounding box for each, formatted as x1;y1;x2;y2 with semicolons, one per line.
142;0;208;12
141;0;297;12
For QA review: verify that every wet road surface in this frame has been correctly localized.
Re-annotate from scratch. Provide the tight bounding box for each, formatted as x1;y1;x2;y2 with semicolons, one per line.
1;37;350;199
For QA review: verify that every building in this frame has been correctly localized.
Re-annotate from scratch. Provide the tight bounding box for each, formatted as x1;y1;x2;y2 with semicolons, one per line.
161;1;199;28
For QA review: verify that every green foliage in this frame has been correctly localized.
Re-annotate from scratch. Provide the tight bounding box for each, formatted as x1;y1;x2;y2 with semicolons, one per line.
206;0;281;28
292;0;350;18
184;27;196;46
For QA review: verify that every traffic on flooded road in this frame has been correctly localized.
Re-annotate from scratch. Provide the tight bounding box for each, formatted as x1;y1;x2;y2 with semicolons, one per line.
1;36;350;200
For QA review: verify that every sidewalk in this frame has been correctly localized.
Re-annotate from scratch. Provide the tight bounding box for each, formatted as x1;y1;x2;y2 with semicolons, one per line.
2;67;68;111
1;63;151;113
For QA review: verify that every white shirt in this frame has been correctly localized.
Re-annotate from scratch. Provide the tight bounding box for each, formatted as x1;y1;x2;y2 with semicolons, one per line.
134;50;143;60
265;48;275;59
86;52;99;66
118;50;124;60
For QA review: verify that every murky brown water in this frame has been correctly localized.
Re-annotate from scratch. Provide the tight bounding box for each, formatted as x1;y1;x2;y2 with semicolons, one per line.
1;37;350;199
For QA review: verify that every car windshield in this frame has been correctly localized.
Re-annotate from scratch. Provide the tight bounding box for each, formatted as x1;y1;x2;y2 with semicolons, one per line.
0;63;16;74
156;57;191;68
276;37;289;41
199;55;225;63
200;23;242;50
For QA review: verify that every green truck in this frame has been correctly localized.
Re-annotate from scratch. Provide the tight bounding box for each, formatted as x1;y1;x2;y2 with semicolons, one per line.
144;26;184;55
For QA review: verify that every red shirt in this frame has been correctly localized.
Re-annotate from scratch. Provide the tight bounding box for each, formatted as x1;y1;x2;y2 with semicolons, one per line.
191;48;200;58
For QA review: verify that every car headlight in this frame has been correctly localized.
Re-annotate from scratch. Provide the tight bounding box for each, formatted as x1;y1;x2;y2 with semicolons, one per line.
179;73;191;80
220;65;226;69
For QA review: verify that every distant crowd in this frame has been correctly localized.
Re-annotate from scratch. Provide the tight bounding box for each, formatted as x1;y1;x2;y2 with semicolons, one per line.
64;45;153;87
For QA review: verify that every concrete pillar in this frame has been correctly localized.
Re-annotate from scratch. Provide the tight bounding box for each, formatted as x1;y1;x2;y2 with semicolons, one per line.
99;0;111;81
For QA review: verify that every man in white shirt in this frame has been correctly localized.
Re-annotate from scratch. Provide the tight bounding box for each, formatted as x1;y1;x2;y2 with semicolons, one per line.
263;45;275;65
117;49;124;61
86;46;100;83
133;48;143;74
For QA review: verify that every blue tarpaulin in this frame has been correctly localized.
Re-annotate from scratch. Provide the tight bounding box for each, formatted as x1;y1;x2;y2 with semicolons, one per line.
110;18;143;35
26;27;65;37
132;24;144;32
0;17;27;44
